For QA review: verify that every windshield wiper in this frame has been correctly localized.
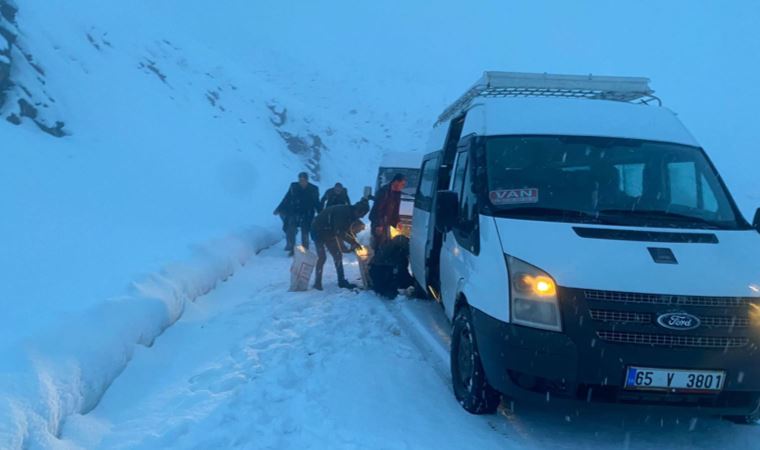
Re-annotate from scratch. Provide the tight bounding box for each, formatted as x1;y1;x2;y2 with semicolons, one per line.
598;209;727;229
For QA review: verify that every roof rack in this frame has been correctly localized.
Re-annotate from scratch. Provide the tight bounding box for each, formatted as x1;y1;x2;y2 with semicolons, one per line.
436;71;661;125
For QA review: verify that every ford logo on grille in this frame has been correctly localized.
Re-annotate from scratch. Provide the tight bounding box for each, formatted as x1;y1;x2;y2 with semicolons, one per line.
657;312;701;331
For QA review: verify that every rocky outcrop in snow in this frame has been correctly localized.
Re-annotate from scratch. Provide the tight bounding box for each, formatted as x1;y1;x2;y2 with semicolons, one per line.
0;0;66;137
267;102;325;181
0;0;16;103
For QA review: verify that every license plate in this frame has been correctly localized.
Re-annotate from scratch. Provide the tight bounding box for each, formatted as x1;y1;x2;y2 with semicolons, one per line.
624;367;725;393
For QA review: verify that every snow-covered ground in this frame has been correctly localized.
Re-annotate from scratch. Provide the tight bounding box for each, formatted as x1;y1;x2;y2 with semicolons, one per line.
3;0;760;448
1;1;412;445
56;246;760;450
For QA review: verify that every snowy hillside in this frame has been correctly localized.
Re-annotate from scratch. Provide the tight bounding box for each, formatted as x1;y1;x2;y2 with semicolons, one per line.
0;0;426;344
0;1;430;446
2;0;760;449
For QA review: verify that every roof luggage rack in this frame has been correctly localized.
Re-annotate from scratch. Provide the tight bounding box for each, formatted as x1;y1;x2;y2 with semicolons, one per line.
436;71;661;125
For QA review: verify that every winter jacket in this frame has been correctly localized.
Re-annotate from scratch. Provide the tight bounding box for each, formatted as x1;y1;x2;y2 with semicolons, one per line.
276;182;321;222
369;235;414;299
369;184;401;228
320;187;351;210
311;205;362;249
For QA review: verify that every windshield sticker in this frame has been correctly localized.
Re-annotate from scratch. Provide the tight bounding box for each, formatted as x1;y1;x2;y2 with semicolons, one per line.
490;188;539;205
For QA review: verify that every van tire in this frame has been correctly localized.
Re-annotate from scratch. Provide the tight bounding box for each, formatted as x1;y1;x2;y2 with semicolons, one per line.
451;306;500;414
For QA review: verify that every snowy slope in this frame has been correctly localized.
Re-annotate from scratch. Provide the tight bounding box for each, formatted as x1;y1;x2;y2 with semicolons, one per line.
0;0;414;345
0;1;425;447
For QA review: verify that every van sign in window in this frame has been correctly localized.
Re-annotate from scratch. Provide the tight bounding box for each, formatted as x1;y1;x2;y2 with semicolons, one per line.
490;188;539;205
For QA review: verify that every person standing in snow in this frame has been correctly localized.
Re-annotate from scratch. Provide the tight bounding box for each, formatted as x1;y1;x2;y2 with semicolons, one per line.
369;173;407;250
311;199;370;290
320;182;351;210
274;172;321;256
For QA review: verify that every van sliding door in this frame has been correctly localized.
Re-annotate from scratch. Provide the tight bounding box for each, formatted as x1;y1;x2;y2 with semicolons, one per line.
425;114;466;300
411;155;440;290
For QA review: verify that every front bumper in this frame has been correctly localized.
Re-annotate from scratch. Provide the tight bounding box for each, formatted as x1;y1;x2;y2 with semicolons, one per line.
470;289;760;415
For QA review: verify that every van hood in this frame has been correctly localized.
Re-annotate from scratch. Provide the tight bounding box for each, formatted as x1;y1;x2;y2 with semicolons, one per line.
494;218;760;298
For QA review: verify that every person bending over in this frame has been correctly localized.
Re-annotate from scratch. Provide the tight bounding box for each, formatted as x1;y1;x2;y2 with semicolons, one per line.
311;199;370;290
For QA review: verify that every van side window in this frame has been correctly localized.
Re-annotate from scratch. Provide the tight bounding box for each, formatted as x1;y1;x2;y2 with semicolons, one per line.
459;157;477;229
450;150;479;253
415;157;439;211
451;152;468;196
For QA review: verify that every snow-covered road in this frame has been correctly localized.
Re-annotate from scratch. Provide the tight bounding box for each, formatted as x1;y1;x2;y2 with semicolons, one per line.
59;246;760;450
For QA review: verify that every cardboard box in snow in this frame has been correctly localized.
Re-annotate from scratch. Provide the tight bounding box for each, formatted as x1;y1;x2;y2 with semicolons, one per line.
355;246;374;289
290;246;317;291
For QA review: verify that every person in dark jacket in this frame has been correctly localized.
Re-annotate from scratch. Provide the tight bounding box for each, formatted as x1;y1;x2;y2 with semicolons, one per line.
274;172;321;255
369;235;414;299
320;182;351;210
369;173;407;249
311;199;370;290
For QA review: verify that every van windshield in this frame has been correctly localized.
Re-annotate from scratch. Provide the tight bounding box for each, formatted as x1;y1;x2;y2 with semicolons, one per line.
485;136;747;230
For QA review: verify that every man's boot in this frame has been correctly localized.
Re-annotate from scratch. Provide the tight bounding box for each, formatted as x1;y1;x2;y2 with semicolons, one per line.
338;279;357;290
336;266;357;290
313;267;324;291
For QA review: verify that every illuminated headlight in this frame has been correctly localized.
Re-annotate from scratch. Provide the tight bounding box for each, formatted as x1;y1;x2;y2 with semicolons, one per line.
507;256;562;332
750;303;760;328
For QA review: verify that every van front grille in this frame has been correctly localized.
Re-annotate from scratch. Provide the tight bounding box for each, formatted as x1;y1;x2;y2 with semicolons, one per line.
700;316;751;328
588;309;750;329
589;310;651;324
596;331;749;349
584;290;753;308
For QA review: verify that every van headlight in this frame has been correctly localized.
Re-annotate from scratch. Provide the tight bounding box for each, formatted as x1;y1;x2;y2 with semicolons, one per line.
507;256;562;332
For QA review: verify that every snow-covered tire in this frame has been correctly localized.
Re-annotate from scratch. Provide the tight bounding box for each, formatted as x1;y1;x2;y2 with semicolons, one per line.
451;305;500;414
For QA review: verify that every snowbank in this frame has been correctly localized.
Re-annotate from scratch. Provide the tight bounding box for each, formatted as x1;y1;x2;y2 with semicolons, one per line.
0;226;279;450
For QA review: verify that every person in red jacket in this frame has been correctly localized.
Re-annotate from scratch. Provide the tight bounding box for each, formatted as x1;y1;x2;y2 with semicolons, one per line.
369;173;406;249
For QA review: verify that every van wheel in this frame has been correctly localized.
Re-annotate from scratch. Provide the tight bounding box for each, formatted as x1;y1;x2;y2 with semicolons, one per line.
451;306;500;414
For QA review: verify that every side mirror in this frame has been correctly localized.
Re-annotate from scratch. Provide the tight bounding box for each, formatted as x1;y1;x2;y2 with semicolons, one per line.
753;208;760;232
363;186;373;200
436;190;459;233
